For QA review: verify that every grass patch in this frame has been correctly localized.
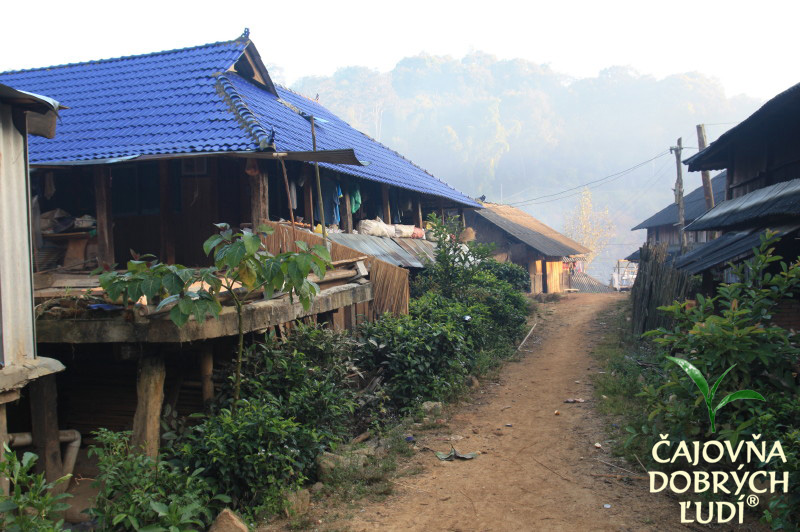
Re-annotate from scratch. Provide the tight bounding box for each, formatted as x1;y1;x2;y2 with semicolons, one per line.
590;299;664;461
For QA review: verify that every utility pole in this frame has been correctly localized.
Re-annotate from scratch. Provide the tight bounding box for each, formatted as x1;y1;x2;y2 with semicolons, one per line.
696;124;715;210
670;138;688;255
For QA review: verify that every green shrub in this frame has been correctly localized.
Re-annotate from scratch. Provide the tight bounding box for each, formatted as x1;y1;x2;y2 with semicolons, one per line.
639;231;800;529
359;313;470;410
458;270;529;345
223;335;358;446
88;429;228;531
478;259;531;292
410;291;490;354
177;400;319;512
0;446;71;532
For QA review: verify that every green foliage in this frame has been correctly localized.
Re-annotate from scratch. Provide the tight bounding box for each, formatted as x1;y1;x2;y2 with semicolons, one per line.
0;446;71;532
220;331;358;448
636;231;800;528
367;215;530;412
202;224;331;309
88;429;229;531
478;259;531;292
96;254;222;328
411;214;494;299
359;312;471;410
665;357;765;433
176;401;319;512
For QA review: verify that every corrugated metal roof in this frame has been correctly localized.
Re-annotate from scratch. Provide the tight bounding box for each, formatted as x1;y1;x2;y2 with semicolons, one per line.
471;204;589;257
327;233;436;268
684;82;800;172
632;172;727;230
0;37;479;208
684;178;800;232
674;224;800;274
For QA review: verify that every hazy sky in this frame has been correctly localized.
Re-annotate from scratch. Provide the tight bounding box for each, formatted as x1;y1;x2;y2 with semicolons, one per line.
2;0;796;100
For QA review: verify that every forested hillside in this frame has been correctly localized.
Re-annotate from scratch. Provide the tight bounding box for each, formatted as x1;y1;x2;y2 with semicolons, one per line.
291;53;760;278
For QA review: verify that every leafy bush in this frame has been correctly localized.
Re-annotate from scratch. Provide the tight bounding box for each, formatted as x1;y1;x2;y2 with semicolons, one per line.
0;446;71;532
220;332;358;446
411;214;494;299
359;312;471;410
639;232;800;528
478;259;531;292
88;429;229;531
176;400;320;512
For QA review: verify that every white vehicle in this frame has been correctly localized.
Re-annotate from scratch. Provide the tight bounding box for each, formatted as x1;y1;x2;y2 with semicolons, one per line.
611;260;638;291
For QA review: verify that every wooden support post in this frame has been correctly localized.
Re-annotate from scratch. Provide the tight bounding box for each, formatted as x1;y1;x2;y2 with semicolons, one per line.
93;166;114;266
0;403;7;495
414;197;424;228
132;355;166;458
382;184;391;223
342;182;353;233
303;166;314;225
199;346;214;404
29;375;64;492
671;138;687;255
696;125;715;210
159;161;176;264
247;159;269;228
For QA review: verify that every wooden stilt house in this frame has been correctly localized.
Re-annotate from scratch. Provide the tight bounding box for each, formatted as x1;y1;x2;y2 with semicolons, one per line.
0;32;480;491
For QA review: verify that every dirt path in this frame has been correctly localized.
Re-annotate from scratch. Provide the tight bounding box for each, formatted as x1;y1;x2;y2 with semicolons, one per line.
335;293;690;532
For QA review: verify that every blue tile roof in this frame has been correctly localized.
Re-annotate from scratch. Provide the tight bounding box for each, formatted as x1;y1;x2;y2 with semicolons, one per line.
0;37;479;207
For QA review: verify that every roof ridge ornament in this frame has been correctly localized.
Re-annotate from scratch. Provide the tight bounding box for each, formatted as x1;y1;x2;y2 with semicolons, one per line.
240;28;250;40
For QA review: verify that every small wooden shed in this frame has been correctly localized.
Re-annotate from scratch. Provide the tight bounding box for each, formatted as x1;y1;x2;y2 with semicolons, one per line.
0;84;66;493
464;202;589;294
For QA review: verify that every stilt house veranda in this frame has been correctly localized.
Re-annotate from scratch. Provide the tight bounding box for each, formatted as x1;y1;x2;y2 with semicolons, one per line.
0;32;480;478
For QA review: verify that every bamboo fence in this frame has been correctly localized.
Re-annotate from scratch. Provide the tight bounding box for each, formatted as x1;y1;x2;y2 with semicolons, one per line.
630;243;691;336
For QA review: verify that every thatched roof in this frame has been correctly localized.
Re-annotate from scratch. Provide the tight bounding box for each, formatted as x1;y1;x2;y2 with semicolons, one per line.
473;203;590;257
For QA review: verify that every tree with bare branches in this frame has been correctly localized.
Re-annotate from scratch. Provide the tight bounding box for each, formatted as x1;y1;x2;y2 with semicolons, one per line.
563;188;615;267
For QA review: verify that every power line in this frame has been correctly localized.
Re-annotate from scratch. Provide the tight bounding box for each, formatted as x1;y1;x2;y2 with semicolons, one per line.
508;151;670;206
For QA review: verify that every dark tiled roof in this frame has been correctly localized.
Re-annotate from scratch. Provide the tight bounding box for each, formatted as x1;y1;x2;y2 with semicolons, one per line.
684;178;800;232
0;38;479;207
473;203;589;257
685;82;800;171
675;224;800;274
631;172;726;230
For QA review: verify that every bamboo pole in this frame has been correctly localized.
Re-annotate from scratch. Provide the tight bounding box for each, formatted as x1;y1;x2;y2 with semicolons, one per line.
310;117;327;242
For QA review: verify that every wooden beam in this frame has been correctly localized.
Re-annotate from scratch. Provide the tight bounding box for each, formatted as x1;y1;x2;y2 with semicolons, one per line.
29;374;64;492
0;404;7;496
36;282;373;344
382;184;391;223
342;182;353;233
199;346;214;404
247;159;269;228
414;197;424;228
93;166;114;266
159;161;176;264
131;355;166;458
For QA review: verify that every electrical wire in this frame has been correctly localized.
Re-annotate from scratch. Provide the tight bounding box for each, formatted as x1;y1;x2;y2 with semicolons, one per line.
507;151;670;206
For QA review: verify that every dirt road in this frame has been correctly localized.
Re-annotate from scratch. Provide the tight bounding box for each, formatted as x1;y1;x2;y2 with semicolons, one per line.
339;293;688;532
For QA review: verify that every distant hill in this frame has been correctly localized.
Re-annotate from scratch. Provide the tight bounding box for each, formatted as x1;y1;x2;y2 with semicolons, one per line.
292;52;761;278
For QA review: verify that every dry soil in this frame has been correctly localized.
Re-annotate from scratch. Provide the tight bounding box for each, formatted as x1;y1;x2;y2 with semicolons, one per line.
306;293;763;531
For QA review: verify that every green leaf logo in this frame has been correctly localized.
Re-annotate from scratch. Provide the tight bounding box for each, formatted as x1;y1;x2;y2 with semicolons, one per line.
666;356;766;433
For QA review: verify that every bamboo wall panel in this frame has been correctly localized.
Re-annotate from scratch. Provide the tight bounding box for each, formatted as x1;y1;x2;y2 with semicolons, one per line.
261;222;408;316
630;243;691;336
